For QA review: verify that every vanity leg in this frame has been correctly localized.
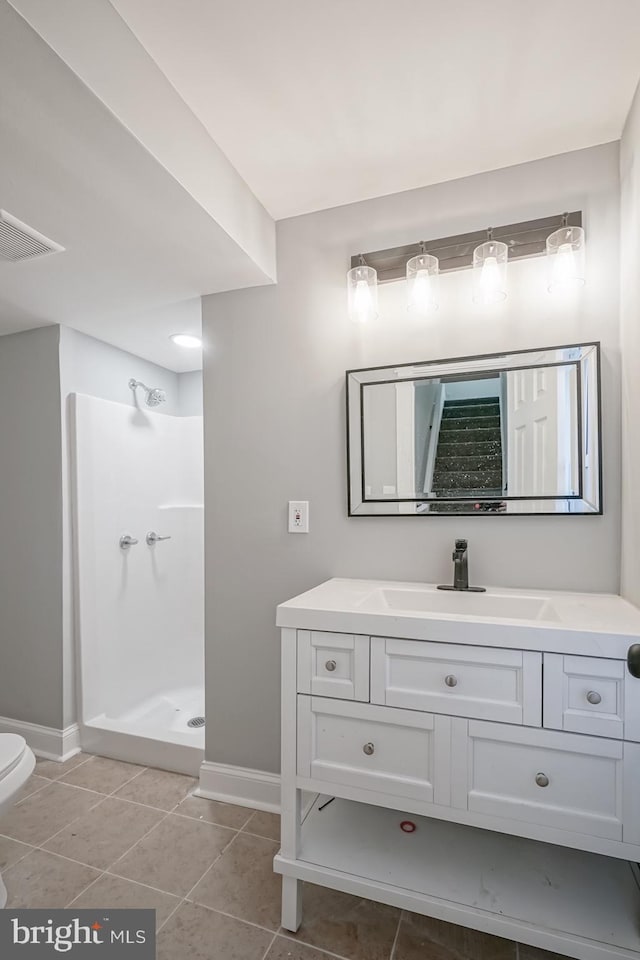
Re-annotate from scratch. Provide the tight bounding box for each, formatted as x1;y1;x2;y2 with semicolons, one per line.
281;876;302;932
280;631;303;931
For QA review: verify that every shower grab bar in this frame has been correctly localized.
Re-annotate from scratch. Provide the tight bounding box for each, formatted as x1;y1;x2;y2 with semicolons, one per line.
146;531;172;545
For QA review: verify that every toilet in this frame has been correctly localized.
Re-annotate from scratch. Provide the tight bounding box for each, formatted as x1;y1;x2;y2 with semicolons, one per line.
0;735;35;908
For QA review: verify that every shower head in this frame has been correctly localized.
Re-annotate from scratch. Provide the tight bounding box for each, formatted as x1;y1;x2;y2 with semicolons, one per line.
145;387;166;407
128;378;167;408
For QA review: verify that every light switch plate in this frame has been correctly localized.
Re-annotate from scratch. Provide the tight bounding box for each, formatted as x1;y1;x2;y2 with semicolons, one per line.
288;501;309;533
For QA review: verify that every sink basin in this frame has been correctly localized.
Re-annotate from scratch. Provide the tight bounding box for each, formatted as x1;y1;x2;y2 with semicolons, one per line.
361;587;558;622
277;578;640;656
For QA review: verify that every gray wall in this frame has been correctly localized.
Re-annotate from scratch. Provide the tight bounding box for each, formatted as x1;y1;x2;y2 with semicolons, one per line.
59;327;202;416
445;378;500;401
0;326;64;728
178;370;204;417
620;80;640;607
202;143;621;774
59;327;199;417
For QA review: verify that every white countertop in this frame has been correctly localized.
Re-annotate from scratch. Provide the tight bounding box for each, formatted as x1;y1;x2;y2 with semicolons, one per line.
276;578;640;659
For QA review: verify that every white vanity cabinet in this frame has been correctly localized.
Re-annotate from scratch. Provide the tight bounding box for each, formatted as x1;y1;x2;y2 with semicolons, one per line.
274;579;640;960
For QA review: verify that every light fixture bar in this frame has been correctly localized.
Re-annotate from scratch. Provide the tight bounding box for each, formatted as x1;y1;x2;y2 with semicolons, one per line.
351;211;582;283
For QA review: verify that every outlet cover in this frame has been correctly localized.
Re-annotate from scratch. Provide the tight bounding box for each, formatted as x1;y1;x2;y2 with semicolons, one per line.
288;501;309;533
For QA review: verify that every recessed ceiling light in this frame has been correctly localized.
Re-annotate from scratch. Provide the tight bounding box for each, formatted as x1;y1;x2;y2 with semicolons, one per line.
170;333;202;349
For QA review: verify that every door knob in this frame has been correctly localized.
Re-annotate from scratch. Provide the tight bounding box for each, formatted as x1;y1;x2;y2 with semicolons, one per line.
628;644;640;679
325;660;337;672
535;772;550;788
586;690;602;705
362;742;375;756
445;675;458;688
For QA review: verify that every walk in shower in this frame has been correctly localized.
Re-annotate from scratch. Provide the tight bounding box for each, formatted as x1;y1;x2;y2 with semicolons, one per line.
72;390;204;775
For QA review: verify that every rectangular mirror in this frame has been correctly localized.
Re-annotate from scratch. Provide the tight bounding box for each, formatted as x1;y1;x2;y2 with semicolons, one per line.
346;343;601;516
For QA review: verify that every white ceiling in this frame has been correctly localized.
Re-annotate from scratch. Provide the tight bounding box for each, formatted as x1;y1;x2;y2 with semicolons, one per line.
2;0;640;369
0;0;275;371
111;0;640;219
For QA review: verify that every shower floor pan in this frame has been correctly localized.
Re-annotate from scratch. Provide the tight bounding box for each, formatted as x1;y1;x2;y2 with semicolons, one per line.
81;686;205;777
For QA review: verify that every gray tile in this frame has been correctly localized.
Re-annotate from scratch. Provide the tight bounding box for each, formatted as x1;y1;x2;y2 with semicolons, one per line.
267;937;344;960
3;849;100;909
0;781;103;845
158;901;273;960
191;832;282;931
0;835;33;871
175;794;255;830
35;753;90;780
518;947;566;960
70;873;180;928
394;912;516;960
14;774;49;803
242;810;280;841
61;756;145;794
114;768;196;811
44;797;164;869
284;883;400;960
110;813;235;897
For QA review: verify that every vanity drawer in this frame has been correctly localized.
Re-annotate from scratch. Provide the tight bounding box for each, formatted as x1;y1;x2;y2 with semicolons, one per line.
371;637;541;725
296;695;450;803
543;654;640;741
297;631;369;701
453;720;624;841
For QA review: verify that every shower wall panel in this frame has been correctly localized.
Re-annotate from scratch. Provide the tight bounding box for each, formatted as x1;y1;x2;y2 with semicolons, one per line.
72;394;204;724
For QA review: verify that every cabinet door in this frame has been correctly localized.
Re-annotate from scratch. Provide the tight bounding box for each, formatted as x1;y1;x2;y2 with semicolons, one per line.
371;637;541;725
622;741;640;845
544;653;640;743
297;695;451;804
297;631;369;701
452;720;624;840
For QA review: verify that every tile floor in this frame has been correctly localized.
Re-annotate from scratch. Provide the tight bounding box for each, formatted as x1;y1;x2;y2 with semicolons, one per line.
0;753;563;960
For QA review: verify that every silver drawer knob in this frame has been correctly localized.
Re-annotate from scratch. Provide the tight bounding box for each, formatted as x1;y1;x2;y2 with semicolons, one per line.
535;772;550;788
586;690;602;705
363;742;375;756
325;659;337;672
445;675;458;688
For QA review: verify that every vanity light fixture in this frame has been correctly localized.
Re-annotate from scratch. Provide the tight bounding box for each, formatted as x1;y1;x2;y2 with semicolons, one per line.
348;211;583;319
472;229;508;305
546;213;585;292
170;333;202;349
406;244;439;315
347;254;378;324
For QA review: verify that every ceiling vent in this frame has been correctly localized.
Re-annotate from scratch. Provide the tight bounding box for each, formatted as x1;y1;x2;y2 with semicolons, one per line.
0;210;65;263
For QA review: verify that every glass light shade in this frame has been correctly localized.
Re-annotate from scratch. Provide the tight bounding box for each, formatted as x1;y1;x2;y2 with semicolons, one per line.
347;264;378;324
472;240;508;305
546;225;585;292
406;253;439;315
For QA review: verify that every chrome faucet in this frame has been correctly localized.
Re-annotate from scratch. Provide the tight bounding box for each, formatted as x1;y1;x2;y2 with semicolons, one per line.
437;539;486;593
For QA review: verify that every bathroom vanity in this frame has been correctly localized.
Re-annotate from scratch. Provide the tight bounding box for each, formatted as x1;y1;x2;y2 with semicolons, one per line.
275;578;640;960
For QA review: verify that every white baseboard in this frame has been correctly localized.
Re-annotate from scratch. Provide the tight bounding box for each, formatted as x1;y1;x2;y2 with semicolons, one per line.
197;761;280;813
0;716;81;762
